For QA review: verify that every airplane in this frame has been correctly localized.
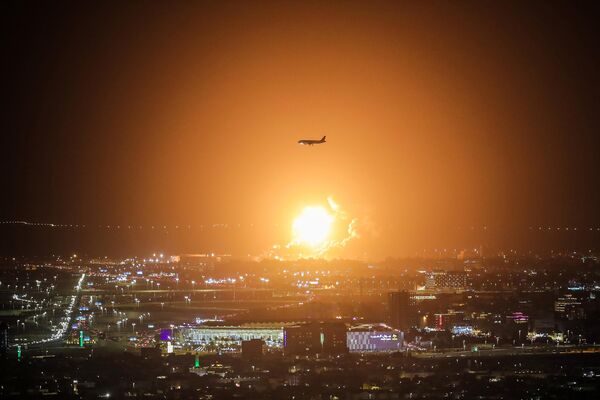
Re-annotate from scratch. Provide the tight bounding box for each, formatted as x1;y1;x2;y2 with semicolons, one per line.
298;136;326;146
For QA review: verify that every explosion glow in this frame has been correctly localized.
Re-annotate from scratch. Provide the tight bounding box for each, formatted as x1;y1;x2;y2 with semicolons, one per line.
265;197;362;260
292;206;334;247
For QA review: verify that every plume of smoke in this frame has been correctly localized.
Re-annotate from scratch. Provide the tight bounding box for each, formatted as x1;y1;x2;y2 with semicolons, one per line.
328;196;359;245
341;217;360;246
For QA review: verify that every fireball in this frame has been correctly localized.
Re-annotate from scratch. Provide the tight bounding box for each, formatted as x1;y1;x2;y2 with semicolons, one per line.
292;206;334;247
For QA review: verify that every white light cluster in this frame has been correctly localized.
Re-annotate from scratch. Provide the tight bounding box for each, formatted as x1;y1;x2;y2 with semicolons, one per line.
204;278;237;285
18;273;86;346
12;293;35;303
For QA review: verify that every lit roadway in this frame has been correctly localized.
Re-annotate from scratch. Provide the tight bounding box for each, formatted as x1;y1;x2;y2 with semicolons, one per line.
14;273;86;348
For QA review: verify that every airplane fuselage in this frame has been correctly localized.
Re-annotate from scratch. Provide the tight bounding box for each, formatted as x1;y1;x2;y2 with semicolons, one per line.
298;136;326;145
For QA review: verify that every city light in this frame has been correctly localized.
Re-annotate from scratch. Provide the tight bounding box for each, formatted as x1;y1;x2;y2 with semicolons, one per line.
2;1;600;398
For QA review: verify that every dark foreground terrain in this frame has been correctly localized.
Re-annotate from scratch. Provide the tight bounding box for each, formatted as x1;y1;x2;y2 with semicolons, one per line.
1;348;599;399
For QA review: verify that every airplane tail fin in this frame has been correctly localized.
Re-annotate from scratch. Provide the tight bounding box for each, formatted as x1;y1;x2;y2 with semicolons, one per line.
321;136;326;142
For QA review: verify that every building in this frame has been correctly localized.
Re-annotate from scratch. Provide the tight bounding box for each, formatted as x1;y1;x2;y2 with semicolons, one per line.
554;294;584;320
283;324;320;355
425;271;467;290
241;339;264;359
283;322;348;356
346;324;403;353
434;311;464;330
388;291;414;331
179;325;284;352
322;322;348;354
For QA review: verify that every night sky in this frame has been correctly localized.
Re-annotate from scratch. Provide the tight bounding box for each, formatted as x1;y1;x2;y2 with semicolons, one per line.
2;1;600;257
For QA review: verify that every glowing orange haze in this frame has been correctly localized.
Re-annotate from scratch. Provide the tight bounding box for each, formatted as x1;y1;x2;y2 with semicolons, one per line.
25;2;588;257
119;6;490;255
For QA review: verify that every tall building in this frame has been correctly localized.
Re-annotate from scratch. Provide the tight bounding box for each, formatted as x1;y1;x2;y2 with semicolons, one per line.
322;322;348;354
283;322;348;356
388;291;414;331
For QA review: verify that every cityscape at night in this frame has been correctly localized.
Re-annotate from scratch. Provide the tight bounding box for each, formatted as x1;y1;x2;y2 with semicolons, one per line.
2;1;600;399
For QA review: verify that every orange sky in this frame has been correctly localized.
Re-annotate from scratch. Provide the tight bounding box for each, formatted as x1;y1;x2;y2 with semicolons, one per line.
3;1;600;257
